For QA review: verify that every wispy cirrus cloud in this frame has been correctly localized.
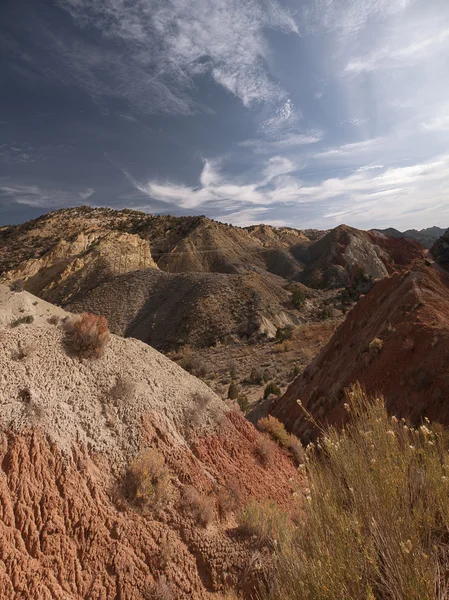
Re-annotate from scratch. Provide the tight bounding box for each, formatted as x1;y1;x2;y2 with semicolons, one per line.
303;0;410;34
56;0;299;119
127;150;449;229
0;184;95;208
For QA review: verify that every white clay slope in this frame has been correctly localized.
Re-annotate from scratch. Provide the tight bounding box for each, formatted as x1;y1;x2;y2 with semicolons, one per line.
0;285;224;472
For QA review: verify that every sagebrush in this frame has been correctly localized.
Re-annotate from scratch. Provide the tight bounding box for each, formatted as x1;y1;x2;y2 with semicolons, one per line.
264;384;449;600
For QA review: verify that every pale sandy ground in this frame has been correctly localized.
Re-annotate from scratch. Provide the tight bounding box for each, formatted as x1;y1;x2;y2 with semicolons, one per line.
0;284;225;473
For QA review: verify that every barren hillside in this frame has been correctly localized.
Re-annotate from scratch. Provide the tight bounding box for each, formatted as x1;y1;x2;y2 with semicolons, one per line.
0;284;302;599
431;229;449;269
270;261;449;443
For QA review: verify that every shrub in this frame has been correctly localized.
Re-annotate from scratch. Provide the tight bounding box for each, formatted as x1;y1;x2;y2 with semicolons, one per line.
217;485;240;520
237;393;250;412
238;500;292;550
317;306;332;320
249;368;264;385
291;289;306;309
258;416;304;464
228;382;239;400
147;576;176;600
125;449;170;509
10;315;34;328
111;374;136;403
264;384;449;600
181;486;214;527
228;360;238;380
256;434;274;466
369;337;383;354
48;315;60;325
263;382;281;399
65;312;110;359
258;416;290;447
275;326;293;343
290;365;301;380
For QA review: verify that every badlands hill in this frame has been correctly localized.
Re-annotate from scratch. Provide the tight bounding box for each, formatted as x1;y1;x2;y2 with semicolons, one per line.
376;226;446;249
0;284;302;599
270;261;449;443
431;228;449;269
0;207;424;351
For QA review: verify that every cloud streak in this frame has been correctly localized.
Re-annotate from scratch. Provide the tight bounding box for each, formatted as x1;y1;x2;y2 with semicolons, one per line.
57;0;299;117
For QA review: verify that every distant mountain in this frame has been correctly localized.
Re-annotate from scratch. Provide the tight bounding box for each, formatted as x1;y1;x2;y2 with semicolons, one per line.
374;226;446;248
0;207;424;349
430;229;449;269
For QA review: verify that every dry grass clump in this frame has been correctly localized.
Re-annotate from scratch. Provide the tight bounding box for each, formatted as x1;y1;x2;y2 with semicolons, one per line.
125;449;171;509
266;383;449;600
65;312;110;359
238;500;292;550
110;374;136;403
217;590;243;600
257;416;304;464
217;484;240;520
256;434;275;466
181;486;215;527
146;576;176;600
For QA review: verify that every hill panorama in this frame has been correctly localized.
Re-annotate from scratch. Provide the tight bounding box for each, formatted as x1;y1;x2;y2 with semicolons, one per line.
2;207;449;599
0;206;425;407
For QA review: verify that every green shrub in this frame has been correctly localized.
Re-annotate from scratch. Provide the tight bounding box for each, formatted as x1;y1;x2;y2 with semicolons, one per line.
237;393;250;412
263;382;281;399
228;382;239;400
275;326;294;343
291;289;306;309
249;368;264;385
10;315;34;328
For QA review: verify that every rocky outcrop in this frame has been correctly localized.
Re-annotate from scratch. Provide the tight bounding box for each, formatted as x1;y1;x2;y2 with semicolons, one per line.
0;231;156;305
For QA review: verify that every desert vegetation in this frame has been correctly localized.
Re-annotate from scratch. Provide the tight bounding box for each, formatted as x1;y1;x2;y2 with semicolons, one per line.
64;312;110;359
244;385;449;599
125;449;171;509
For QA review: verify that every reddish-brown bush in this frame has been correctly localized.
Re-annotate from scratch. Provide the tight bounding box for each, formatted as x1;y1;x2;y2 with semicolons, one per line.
66;312;110;359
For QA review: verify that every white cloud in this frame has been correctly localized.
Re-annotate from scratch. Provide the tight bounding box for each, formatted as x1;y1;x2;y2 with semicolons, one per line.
129;150;449;229
0;184;95;207
58;0;299;114
304;0;410;34
240;130;324;153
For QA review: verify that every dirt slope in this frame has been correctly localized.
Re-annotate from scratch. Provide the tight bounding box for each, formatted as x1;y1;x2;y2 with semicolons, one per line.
431;229;449;269
270;262;449;443
65;268;303;349
0;285;302;599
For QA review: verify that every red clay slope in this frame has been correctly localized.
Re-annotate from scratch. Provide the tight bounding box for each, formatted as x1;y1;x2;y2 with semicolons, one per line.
271;262;449;443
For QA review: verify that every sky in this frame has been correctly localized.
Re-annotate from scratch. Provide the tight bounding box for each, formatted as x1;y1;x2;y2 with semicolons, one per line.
1;0;449;230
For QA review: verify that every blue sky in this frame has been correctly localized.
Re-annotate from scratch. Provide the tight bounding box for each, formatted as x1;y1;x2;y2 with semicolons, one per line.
1;0;449;229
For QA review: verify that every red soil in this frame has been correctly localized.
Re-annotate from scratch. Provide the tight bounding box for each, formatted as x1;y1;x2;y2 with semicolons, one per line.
271;262;449;442
0;412;301;599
